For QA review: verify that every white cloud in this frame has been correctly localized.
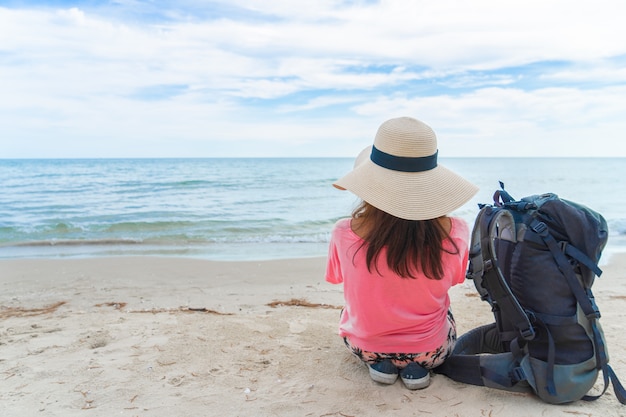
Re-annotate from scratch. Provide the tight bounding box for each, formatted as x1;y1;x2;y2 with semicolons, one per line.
1;1;626;157
352;85;626;157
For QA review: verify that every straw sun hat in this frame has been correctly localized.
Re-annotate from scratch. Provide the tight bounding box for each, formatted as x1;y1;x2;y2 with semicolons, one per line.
333;116;479;221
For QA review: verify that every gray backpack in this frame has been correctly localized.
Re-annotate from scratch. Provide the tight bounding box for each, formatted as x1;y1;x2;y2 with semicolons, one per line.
435;183;626;405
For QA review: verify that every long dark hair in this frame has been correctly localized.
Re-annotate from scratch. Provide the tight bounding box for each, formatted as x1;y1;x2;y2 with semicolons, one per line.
352;201;459;280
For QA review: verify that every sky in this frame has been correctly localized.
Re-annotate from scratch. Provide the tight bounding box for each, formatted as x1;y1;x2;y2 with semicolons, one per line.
1;0;626;158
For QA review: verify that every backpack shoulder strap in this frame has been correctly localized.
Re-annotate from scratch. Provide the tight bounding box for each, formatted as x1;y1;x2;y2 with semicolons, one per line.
469;206;535;342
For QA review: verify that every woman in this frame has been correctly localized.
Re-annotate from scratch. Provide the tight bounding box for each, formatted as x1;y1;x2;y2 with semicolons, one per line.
326;116;478;389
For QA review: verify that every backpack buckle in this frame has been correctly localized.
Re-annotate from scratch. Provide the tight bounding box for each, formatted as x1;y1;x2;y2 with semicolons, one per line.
531;221;548;236
587;291;602;319
586;312;601;320
484;259;493;271
511;367;526;384
520;311;537;340
520;327;536;340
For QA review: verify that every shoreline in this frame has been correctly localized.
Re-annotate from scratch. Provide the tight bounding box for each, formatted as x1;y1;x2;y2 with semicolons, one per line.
1;255;625;416
2;240;625;264
0;242;334;262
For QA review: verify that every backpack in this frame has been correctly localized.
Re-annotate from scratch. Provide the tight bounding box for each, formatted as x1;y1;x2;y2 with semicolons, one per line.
435;183;626;405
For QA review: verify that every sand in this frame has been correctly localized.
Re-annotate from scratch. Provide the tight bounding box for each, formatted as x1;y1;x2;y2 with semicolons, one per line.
1;254;625;416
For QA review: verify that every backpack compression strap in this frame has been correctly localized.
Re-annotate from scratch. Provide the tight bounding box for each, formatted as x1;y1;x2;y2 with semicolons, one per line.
523;231;603;277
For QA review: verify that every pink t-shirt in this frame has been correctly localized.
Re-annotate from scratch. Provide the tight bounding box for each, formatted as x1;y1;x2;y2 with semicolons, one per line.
325;217;469;353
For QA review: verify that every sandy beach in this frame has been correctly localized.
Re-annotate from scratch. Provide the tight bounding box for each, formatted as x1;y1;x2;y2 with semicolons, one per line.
1;254;625;417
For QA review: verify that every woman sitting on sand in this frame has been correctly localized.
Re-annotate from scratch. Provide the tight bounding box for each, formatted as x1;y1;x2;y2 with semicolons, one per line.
325;116;478;390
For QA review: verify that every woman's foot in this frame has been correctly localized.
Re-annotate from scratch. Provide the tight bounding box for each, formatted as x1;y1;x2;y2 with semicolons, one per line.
400;362;430;390
368;359;398;384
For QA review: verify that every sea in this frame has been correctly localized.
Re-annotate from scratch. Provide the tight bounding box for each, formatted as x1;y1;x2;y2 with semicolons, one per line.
1;158;625;262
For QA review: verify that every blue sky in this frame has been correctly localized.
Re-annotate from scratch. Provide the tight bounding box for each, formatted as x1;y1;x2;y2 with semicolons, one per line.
1;1;626;158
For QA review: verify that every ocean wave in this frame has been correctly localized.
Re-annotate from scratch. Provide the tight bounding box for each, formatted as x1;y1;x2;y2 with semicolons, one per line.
2;215;625;248
0;221;335;248
1;233;332;248
609;218;626;235
6;238;144;247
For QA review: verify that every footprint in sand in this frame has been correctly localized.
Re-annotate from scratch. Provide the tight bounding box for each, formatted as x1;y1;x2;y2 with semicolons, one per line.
84;331;110;349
